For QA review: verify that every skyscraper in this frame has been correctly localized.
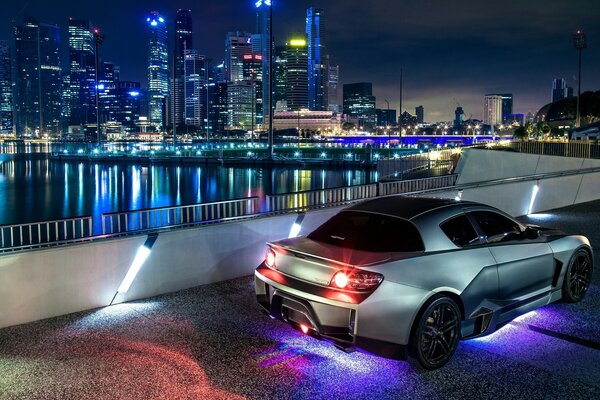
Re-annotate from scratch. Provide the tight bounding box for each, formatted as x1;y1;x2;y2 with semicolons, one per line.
454;106;464;129
343;82;376;129
484;94;503;126
146;11;169;128
306;7;327;110
13;16;63;136
175;9;193;129
415;105;424;124
255;2;271;128
552;78;568;103
242;54;263;127
327;64;339;113
183;50;206;128
486;93;513;123
280;34;309;111
67;19;95;127
0;40;12;133
225;32;253;83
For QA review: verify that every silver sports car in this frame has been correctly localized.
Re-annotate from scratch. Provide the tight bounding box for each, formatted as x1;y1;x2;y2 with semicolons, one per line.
254;196;593;369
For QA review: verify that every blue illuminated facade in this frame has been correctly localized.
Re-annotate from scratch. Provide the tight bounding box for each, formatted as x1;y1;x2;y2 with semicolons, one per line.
0;40;12;133
146;11;169;129
175;9;193;129
306;7;327;111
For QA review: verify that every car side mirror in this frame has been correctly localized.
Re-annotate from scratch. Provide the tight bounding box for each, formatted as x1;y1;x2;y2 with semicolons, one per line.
523;226;539;240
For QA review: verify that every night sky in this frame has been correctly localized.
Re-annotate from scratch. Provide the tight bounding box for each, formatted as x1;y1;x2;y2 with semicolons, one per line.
2;0;599;121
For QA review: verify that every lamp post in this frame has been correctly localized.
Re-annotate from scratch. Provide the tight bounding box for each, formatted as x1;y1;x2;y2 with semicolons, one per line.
93;27;105;149
573;30;587;128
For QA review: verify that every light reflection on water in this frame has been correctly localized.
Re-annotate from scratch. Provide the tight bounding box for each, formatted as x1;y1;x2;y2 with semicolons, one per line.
0;156;375;227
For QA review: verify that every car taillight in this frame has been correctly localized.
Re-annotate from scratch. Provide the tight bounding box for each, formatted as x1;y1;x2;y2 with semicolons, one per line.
265;249;276;269
331;270;383;291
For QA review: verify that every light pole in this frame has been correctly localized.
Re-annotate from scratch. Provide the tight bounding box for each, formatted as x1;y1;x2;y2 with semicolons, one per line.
573;30;587;128
93;27;105;148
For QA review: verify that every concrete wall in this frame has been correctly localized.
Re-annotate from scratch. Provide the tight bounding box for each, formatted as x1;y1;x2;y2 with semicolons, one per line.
0;208;340;329
428;148;600;216
3;148;600;329
455;148;600;185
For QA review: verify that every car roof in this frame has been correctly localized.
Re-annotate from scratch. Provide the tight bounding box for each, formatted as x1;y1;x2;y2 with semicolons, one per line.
345;195;482;220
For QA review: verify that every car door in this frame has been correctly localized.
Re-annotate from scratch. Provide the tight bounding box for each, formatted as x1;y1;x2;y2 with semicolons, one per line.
467;210;555;301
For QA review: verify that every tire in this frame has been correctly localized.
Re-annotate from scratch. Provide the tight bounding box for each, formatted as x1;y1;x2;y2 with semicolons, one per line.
410;295;461;370
562;249;593;303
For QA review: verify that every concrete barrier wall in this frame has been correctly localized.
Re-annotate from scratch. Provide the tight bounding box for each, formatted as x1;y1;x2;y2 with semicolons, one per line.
4;148;600;329
455;148;600;185
0;207;340;329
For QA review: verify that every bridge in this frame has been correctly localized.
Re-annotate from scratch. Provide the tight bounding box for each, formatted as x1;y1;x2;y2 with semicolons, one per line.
1;145;600;398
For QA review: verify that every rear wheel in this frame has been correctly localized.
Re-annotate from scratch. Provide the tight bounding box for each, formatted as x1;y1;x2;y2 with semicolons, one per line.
562;249;593;303
410;296;461;370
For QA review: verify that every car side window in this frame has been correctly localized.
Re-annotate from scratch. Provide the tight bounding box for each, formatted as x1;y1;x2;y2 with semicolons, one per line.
469;211;521;243
440;215;479;247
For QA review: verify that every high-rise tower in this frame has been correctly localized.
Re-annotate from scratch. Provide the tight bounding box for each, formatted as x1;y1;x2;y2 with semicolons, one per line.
0;40;12;133
68;19;95;127
146;11;169;128
175;9;193;129
13;16;63;136
225;32;253;83
255;2;271;127
306;7;327;110
281;34;308;111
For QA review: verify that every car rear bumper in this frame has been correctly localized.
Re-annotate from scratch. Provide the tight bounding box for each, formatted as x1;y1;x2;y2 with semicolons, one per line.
255;266;408;360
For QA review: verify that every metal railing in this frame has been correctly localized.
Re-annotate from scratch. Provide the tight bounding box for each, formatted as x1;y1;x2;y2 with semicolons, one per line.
377;148;459;180
0;216;93;250
509;140;600;159
101;197;261;235
0;173;461;252
379;174;459;196
266;184;378;213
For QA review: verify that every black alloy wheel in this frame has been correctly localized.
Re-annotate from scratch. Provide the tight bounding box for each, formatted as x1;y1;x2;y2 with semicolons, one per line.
563;249;593;303
411;296;461;370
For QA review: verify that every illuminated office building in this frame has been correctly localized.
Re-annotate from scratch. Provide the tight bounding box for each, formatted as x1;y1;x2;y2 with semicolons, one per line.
0;40;12;133
13;16;63;136
183;50;207;128
68;18;95;127
343;82;376;129
255;1;271;127
147;11;169;128
225;31;252;83
306;7;327;110
174;9;193;129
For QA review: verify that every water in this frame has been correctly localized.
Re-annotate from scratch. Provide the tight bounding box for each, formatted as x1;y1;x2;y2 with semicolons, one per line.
0;148;376;227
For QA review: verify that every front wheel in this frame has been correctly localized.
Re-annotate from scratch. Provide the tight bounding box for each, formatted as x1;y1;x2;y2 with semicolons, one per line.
562;249;593;303
410;296;461;370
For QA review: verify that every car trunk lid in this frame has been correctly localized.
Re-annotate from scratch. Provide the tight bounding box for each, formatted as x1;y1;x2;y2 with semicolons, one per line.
268;237;391;287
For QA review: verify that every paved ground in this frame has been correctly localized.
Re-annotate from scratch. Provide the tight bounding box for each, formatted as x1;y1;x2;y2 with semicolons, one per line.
2;202;600;399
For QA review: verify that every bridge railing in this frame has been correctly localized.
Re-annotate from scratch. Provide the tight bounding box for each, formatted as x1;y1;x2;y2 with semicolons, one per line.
101;197;261;235
0;216;93;251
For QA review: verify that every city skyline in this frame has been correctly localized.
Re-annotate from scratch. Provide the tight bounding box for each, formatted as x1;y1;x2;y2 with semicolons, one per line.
1;0;599;122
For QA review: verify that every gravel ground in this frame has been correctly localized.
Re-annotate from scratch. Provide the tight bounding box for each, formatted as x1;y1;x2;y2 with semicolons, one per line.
1;201;600;399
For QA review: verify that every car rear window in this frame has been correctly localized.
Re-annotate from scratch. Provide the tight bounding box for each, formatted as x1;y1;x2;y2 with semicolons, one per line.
307;211;425;252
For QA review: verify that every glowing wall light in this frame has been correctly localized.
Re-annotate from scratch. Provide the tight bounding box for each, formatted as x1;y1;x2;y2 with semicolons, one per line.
527;183;540;215
117;235;158;293
288;214;305;238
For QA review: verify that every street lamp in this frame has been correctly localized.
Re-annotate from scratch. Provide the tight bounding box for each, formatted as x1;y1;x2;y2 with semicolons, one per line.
93;27;105;148
573;29;587;128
